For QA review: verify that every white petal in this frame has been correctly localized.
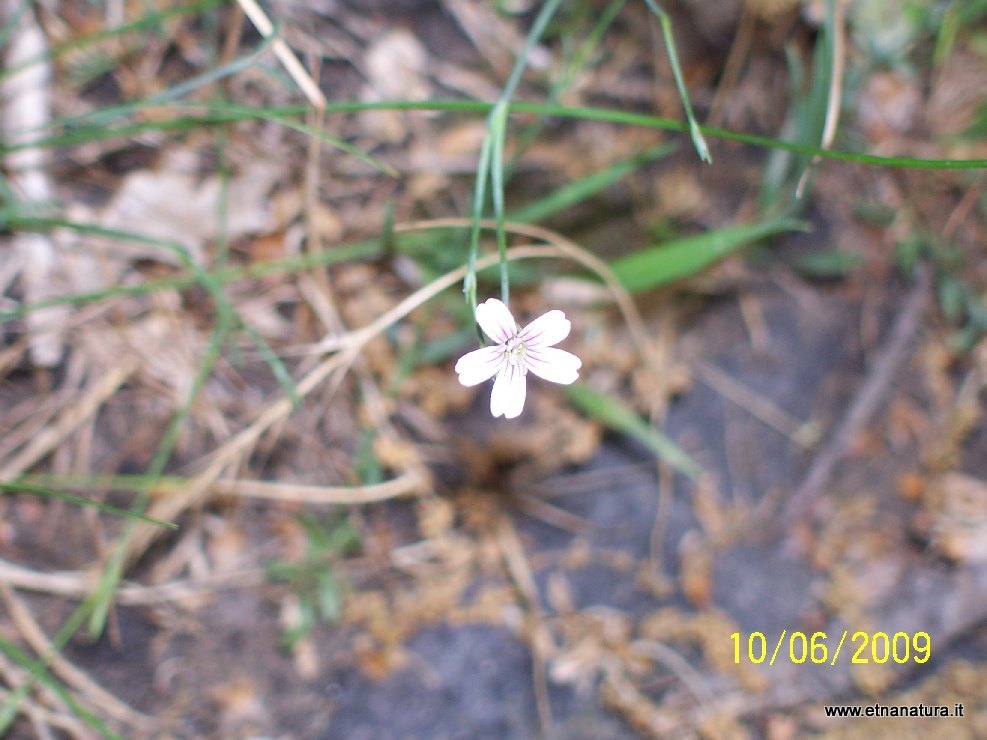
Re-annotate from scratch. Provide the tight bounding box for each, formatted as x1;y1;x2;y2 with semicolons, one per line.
490;363;527;419
525;347;581;385
475;298;516;345
518;309;570;349
455;346;504;387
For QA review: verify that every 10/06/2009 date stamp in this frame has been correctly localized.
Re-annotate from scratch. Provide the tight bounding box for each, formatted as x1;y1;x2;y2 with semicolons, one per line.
731;631;931;667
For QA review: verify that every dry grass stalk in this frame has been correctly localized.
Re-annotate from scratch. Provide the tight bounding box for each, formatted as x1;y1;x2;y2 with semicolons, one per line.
0;556;264;607
398;218;654;361
123;347;357;565
0;302;114;379
103;223;649;729
442;0;532;75
0;361;137;481
234;0;326;108
0;582;153;732
691;358;817;447
0;648;91;739
211;470;426;504
124;251;462;561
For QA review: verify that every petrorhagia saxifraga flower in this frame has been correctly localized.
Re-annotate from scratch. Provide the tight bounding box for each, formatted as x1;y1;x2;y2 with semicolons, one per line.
455;298;582;419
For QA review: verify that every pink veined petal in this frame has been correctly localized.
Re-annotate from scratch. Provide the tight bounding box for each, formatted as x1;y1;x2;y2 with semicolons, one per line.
475;298;517;345
455;346;505;387
490;363;527;419
518;309;570;349
525;347;581;385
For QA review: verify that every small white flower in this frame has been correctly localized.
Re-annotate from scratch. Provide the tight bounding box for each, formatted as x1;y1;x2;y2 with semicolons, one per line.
455;298;582;419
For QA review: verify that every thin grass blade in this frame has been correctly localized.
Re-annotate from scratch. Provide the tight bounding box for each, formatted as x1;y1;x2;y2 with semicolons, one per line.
0;482;176;528
510;143;676;223
642;0;712;162
610;218;807;293
566;383;702;480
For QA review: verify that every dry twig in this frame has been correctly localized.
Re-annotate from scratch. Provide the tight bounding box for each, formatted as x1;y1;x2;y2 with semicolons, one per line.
780;264;932;527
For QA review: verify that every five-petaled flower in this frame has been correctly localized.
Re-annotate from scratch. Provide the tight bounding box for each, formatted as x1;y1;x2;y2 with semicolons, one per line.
455;298;582;419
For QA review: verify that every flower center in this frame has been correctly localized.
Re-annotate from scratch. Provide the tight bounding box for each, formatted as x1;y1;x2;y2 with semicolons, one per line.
503;336;526;367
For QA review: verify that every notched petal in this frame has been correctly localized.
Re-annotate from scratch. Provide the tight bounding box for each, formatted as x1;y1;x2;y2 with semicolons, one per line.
455;346;504;387
525;347;581;385
475;298;517;345
490;363;527;419
519;309;570;349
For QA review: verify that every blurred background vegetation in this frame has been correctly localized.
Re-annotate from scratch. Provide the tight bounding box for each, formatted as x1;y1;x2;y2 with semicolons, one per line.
1;0;987;736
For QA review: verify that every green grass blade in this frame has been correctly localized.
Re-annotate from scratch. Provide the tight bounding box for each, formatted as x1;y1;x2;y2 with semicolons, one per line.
87;309;234;638
50;40;275;136
509;0;628;170
642;0;711;163
259;112;398;177
762;8;833;207
555;0;628;95
3;216;298;403
609;218;808;293
500;0;565;100
468;0;565;309
1;237;382;322
0;482;176;528
786;249;862;278
0;219;288;638
0;600;115;738
566;383;702;480
241;319;301;408
15;473;190;494
0;0;225;83
1;202;784;317
10;98;984;170
319;99;987;170
510;142;676;223
0;635;118;738
86;546;127;640
5;103;394;177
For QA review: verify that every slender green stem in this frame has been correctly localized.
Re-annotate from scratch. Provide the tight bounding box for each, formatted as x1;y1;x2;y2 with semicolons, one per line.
465;134;494;310
464;0;566;314
489;102;511;304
